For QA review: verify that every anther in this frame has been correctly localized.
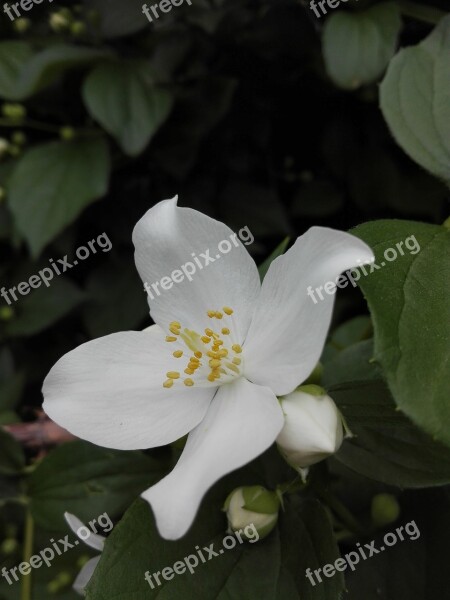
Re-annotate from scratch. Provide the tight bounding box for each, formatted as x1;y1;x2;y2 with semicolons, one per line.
173;350;183;358
166;371;180;379
163;379;174;388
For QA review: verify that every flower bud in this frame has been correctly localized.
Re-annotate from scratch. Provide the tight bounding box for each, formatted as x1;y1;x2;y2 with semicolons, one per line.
49;10;71;32
276;385;344;474
1;538;18;555
0;138;9;158
2;103;26;120
13;17;31;33
224;485;280;540
59;126;76;141
371;493;400;527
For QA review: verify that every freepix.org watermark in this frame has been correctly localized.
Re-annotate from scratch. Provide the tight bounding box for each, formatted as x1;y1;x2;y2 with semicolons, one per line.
306;234;420;304
0;232;112;306
306;520;420;586
144;523;259;589
1;512;113;586
143;226;254;301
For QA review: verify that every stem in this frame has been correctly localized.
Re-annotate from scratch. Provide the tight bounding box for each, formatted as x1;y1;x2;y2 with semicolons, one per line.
314;485;365;536
20;508;34;600
399;1;446;25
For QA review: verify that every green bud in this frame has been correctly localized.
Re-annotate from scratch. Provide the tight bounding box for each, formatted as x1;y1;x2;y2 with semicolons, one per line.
56;571;72;586
71;21;86;36
224;486;280;541
0;306;14;321
8;144;21;157
13;17;31;33
59;126;76;141
77;554;91;569
371;493;400;527
0;138;9;158
46;580;61;594
11;131;26;146
49;10;71;32
295;384;326;397
1;538;18;555
2;103;26;120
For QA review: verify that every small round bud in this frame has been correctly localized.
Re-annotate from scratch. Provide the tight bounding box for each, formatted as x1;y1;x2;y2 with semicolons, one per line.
371;493;400;527
13;17;31;33
49;10;71;32
1;538;18;555
0;138;10;158
59;126;76;141
56;571;72;586
0;307;14;321
224;485;280;540
8;144;21;157
70;21;86;36
276;386;344;474
2;103;26;120
11;131;26;146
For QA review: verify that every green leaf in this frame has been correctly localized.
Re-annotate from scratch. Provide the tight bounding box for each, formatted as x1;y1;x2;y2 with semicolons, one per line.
258;237;290;281
29;441;166;532
8;44;112;100
4;278;84;338
323;339;380;388
332;380;450;487
323;2;402;90
352;219;450;448
83;61;174;156
82;0;149;38
86;496;343;599
0;372;25;411
380;15;450;185
8;138;110;256
0;428;25;476
0;41;33;100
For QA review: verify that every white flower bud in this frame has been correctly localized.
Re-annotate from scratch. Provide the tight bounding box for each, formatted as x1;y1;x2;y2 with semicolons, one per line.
224;485;280;540
276;385;344;473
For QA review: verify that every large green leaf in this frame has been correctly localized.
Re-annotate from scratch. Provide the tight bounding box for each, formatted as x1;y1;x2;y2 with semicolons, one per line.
86;496;343;599
332;379;450;488
29;441;166;531
380;15;450;185
2;44;112;100
8;138;110;256
322;2;401;90
83;61;174;156
352;220;450;447
0;41;33;100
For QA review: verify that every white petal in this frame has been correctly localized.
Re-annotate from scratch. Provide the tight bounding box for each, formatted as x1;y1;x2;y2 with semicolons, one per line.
244;227;374;395
73;556;101;596
132;197;260;344
43;325;214;450
141;377;284;540
64;512;105;551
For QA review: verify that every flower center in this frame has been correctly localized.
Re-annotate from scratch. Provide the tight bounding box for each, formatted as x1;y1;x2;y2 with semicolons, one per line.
162;306;243;388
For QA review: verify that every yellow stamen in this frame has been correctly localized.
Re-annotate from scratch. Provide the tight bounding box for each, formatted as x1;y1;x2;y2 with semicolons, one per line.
232;344;242;354
207;373;216;382
163;379;174;388
194;351;202;358
170;321;181;329
221;328;230;335
173;350;183;358
184;368;195;375
215;312;223;319
205;328;214;337
201;336;211;344
166;371;180;379
189;356;200;364
184;378;194;387
218;349;228;357
232;357;241;365
169;325;180;335
166;336;177;342
209;359;221;368
226;362;240;374
207;310;216;318
223;307;233;315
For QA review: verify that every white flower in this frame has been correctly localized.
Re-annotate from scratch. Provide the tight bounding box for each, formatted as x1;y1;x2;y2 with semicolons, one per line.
276;386;344;476
43;197;373;540
225;486;280;540
64;513;105;596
